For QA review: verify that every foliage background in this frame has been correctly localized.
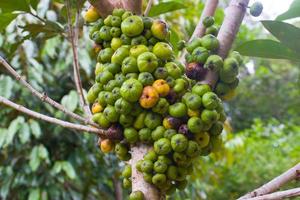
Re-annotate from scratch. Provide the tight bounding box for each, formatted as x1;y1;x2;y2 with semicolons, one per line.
0;0;299;199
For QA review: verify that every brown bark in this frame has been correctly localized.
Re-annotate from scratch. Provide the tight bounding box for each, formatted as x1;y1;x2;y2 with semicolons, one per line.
130;144;161;200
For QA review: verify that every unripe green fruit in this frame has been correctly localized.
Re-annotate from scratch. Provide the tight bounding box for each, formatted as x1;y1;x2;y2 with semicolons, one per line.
186;38;202;53
144;150;157;162
115;73;126;85
144;112;162;129
111;37;122;50
138;72;154;86
115;98;132;114
152;98;169;114
120;34;131;45
137;52;158;73
185;93;202;110
228;78;239;89
126;73;138;80
173;152;188;166
104;80;119;91
124;127;139;143
154;138;172;155
111;16;121;27
176;167;188;181
103;105;119;122
187;117;203;134
215;82;231;96
143;17;153;29
151;20;169;40
194;132;210;148
120;79;143;102
122;56;138;74
204;55;223;72
122;165;132;178
151;126;166;141
115;143;128;157
136;160;143;172
130;45;149;58
201;34;219;51
98;48;113;63
203;16;215;27
205;25;218;36
230;51;243;65
121;11;133;20
201;109;218;124
186;140;200;157
157;155;172;165
152;173;167;186
131;35;147;46
154;67;168;79
121;16;144;37
111;46;129;65
138;128;152;142
119;114;134;127
131;103;143;116
202;92;219;110
143;172;153;183
209;121;223;136
104;15;112;26
192;47;209;63
99;26;112;41
219;57;239;83
87;83;102;103
153;42;173;60
164;129;177;140
250;2;263;17
153;159;168;173
133;112;147;130
192;84;211;97
141;159;153;173
106;63;121;74
123;178;131;189
112;8;125;17
177;40;186;50
165;62;182;79
129;191;144;200
167;165;177;180
171;134;188;152
169;102;187;118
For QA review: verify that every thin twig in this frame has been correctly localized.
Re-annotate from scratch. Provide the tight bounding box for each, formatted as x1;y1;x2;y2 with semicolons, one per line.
180;0;219;64
144;0;154;16
239;163;300;199
65;0;92;118
246;188;300;200
0;96;106;136
201;0;250;88
0;56;99;127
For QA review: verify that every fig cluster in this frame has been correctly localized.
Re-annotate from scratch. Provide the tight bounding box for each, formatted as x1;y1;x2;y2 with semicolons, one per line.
184;16;242;101
85;8;241;199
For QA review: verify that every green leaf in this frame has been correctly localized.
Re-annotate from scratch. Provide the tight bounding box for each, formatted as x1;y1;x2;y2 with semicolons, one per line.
29;120;42;138
148;1;187;17
5;117;24;146
28;188;40;200
51;161;62;174
19;123;31;144
38;145;49;162
26;0;39;10
261;20;300;53
0;128;7;148
62;162;76;179
0;75;14;98
20;20;64;39
276;0;300;21
235;39;300;61
170;28;180;53
0;0;30;12
29;146;40;171
61;90;79;112
0;13;17;31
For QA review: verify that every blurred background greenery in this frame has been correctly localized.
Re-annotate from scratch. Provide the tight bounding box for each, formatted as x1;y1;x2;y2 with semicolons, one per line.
0;0;299;199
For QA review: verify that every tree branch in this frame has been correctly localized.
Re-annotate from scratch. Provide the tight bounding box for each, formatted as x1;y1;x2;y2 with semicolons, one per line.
239;163;300;199
66;0;92;119
121;0;143;15
246;188;300;200
0;96;107;136
0;56;99;128
144;0;154;16
112;174;123;200
88;0;122;17
180;0;219;64
201;0;250;87
131;143;161;200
